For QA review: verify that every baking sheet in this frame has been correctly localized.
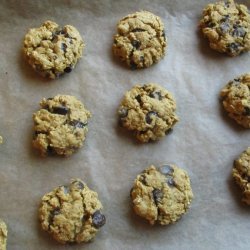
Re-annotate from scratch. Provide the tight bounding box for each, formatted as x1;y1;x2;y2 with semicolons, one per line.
0;0;250;249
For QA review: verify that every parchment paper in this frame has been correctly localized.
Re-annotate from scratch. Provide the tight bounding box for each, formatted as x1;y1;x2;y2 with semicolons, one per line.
0;0;250;249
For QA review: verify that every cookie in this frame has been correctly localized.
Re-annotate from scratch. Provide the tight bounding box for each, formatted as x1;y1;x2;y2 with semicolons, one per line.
130;165;193;225
220;73;250;128
112;11;167;69
0;219;7;250
39;179;106;244
232;147;250;205
33;95;91;156
199;0;250;56
23;20;84;79
118;83;179;142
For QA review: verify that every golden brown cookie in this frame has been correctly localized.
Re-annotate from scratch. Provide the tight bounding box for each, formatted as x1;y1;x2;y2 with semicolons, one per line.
113;11;167;69
199;0;250;56
0;219;7;250
39;179;106;244
220;73;250;128
118;83;178;142
33;95;91;156
23;20;84;79
232;147;250;205
130;165;193;225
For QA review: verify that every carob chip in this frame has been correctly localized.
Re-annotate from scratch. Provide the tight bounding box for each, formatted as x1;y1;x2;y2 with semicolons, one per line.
152;189;163;205
52;106;69;115
92;211;106;228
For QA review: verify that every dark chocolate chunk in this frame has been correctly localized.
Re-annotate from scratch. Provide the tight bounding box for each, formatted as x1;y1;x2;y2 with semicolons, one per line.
92;211;106;228
131;28;146;32
158;165;174;176
149;91;162;100
165;128;173;135
227;42;240;52
64;66;72;73
61;43;67;52
69;120;87;128
47;97;53;100
52;106;69;115
244;107;250;116
220;22;230;33
132;40;141;49
52;207;60;216
208;22;216;28
130;61;137;70
118;108;128;118
145;111;157;124
232;26;246;37
47;145;54;154
72;180;85;190
152;189;163;205
135;95;142;105
62;185;70;194
167;178;175;187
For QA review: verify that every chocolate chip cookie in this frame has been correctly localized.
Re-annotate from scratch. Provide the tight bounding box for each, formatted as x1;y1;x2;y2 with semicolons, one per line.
199;0;250;56
118;83;179;142
220;73;250;128
130;165;193;225
232;147;250;205
23;20;84;79
0;219;7;250
113;11;167;69
39;179;106;244
33;95;91;156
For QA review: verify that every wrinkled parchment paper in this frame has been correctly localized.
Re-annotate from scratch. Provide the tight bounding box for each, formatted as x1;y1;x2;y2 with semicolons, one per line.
0;0;250;249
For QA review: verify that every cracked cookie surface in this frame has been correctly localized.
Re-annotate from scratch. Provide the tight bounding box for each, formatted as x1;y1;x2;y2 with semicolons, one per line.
232;147;250;205
118;83;178;142
23;20;84;79
39;179;106;244
112;11;167;69
0;219;7;250
220;73;250;128
199;0;250;56
130;165;193;225
33;95;91;157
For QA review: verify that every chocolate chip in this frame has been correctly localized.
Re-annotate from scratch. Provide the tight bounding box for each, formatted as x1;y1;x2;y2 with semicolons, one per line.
158;165;174;176
131;28;146;32
64;66;72;73
140;56;144;62
208;22;216;28
165;128;173;135
167;178;175;187
61;43;67;52
118;108;128;118
227;42;240;53
152;189;163;205
114;39;118;44
149;91;162;100
244;107;250;116
52;106;69;115
130;61;137;70
140;174;148;185
72;180;84;190
92;211;106;228
132;40;141;49
47;97;53;100
135;95;142;105
69;120;87;128
52;207;60;216
62;185;70;194
232;26;246;37
47;145;54;154
145;111;157;124
220;22;230;33
162;31;166;39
